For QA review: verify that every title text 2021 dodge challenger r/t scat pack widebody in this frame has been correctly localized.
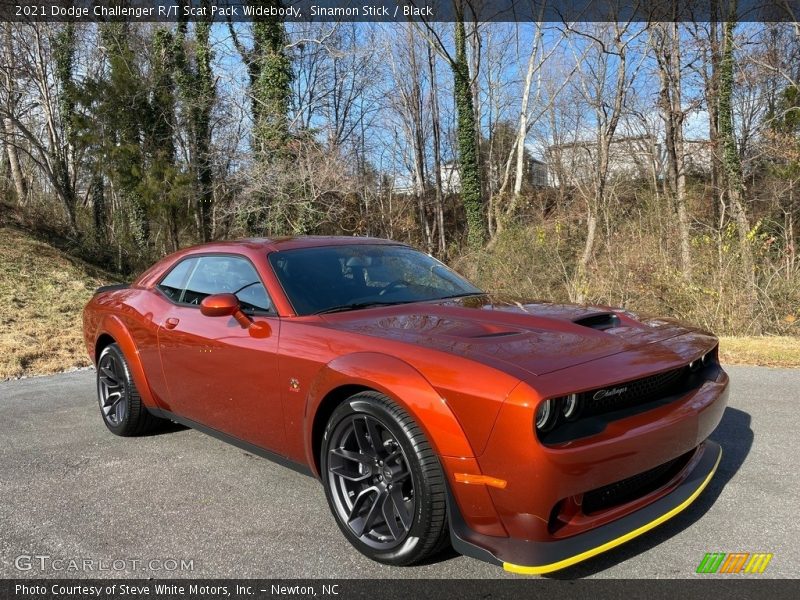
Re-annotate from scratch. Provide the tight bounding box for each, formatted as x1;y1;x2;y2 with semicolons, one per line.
82;237;728;574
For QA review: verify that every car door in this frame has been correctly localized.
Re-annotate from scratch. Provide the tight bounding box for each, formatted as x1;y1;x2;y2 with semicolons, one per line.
156;254;286;454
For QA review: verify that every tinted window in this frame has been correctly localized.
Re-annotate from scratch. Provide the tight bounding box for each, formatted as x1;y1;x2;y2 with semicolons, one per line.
269;245;482;315
182;256;273;313
157;258;198;302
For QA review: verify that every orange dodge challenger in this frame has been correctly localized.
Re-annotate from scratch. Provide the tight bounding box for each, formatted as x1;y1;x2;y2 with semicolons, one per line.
83;237;728;574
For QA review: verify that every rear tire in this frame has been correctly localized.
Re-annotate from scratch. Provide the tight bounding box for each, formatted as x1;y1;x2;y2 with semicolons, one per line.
96;343;162;436
320;391;449;566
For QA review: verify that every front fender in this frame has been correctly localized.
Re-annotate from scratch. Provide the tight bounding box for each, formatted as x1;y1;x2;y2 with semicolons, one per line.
94;314;159;410
304;352;475;473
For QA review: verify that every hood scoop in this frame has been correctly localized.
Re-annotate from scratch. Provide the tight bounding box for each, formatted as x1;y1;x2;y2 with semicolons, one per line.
572;312;621;331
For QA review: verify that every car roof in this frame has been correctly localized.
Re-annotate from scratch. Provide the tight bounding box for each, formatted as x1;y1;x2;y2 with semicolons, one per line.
134;236;408;287
168;235;404;255
234;235;404;252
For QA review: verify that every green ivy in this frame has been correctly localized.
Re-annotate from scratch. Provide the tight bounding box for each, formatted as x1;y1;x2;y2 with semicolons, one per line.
452;15;485;249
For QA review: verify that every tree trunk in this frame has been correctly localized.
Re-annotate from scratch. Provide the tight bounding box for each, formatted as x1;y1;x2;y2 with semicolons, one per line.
406;30;432;252
707;13;723;224
175;16;216;242
427;43;446;255
3;118;26;204
492;32;539;240
452;9;485;249
2;23;26;204
654;21;692;279
719;4;758;331
91;171;106;245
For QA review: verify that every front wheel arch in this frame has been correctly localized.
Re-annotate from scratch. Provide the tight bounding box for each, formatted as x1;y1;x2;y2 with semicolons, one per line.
305;352;476;477
311;384;375;476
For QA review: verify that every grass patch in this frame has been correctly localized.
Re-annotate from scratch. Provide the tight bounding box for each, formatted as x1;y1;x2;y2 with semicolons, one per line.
718;336;800;368
0;226;115;379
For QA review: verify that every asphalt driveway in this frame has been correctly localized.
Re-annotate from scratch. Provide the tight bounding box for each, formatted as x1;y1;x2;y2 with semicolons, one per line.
0;366;796;578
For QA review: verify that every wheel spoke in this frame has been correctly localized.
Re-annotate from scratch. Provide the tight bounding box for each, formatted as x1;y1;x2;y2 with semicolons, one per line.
100;365;119;386
329;464;371;483
114;398;125;422
389;486;413;530
381;492;403;540
360;491;385;536
364;417;384;457
348;487;381;537
101;391;122;415
353;417;381;457
330;447;371;466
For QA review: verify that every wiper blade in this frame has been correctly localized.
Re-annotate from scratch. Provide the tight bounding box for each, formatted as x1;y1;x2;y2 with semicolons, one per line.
439;292;486;300
313;301;414;315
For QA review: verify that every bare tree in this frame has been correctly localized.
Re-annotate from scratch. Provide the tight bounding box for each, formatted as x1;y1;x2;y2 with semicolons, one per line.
1;24;27;205
651;20;692;279
0;24;78;231
563;20;647;302
387;25;433;251
719;6;758;329
427;42;446;254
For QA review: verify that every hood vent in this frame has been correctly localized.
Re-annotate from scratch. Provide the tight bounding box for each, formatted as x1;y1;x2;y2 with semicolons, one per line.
572;312;621;331
470;330;521;339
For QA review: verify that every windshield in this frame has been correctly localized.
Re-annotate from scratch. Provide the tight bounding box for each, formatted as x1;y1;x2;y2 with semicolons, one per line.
268;244;483;316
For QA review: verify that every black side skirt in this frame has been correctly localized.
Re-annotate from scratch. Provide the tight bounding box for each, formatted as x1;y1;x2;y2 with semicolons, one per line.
147;407;314;478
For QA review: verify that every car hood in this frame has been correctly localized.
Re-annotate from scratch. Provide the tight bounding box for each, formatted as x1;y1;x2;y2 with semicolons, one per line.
318;294;696;376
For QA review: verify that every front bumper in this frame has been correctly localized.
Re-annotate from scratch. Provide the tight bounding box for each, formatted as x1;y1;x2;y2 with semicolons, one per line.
448;440;720;574
444;338;729;573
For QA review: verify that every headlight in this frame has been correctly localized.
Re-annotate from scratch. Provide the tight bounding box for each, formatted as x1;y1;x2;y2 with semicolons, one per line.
562;393;580;420
690;353;709;372
535;399;559;432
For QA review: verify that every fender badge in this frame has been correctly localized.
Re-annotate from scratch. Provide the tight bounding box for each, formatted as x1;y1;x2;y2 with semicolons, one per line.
289;378;301;393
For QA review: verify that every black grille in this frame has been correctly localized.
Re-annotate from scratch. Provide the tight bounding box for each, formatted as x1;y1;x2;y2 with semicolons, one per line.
580;366;688;416
581;452;692;514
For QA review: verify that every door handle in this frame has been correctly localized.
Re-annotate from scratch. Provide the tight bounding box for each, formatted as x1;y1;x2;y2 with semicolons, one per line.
165;317;180;330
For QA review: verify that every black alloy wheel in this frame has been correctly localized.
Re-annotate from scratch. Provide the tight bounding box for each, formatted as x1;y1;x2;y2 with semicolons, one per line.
96;343;162;436
321;392;449;565
97;349;128;426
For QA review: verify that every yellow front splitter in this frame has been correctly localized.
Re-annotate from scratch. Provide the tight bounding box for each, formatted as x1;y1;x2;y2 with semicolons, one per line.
504;447;722;575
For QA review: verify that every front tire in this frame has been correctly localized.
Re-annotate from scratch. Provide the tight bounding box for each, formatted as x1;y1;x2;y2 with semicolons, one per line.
320;392;449;565
96;343;162;436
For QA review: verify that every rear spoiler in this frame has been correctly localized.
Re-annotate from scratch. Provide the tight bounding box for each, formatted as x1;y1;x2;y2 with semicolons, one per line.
94;283;128;295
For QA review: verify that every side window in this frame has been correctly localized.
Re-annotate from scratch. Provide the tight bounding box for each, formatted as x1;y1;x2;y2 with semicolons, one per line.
156;258;198;302
182;256;274;314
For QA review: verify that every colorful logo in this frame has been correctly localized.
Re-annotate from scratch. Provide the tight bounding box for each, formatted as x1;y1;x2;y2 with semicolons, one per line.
696;552;773;574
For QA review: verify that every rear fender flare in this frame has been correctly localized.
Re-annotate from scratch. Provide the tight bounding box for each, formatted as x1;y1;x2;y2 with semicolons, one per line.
95;315;158;409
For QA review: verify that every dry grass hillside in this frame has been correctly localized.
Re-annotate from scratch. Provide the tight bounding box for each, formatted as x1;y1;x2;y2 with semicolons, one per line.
0;226;797;380
0;226;115;379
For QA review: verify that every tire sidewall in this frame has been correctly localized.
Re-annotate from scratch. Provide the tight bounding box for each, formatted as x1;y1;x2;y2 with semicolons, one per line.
321;396;430;564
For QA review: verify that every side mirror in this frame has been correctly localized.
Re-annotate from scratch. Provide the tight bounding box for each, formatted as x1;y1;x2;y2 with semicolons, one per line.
200;293;240;317
200;293;272;338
